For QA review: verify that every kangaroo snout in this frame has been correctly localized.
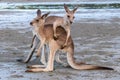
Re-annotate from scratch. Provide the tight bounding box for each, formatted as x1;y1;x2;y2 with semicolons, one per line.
70;21;73;24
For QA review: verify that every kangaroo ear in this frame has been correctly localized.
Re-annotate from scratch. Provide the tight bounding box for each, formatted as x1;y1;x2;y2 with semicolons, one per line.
41;12;50;19
64;4;70;13
72;7;78;13
37;9;41;17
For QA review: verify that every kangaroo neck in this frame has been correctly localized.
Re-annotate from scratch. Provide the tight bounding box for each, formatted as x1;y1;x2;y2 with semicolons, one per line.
36;23;44;32
35;24;44;38
63;15;70;26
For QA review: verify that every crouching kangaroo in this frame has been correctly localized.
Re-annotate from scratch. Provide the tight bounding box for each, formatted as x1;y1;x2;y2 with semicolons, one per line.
26;10;113;72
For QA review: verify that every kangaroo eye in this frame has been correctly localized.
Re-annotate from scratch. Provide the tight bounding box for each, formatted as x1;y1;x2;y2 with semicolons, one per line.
36;19;39;22
67;15;70;18
73;16;75;19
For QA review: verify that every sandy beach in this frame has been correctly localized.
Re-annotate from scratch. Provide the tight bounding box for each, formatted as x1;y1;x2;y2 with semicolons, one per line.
0;0;120;80
0;0;120;2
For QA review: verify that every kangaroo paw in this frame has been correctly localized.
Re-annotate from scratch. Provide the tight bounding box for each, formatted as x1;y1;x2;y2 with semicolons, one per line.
53;35;58;40
61;44;67;49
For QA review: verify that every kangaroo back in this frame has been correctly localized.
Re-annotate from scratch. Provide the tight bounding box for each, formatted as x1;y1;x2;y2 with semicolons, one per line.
45;16;63;24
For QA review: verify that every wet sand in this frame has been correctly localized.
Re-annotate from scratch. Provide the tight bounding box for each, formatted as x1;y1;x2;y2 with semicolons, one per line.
1;0;120;80
1;17;120;80
0;0;120;3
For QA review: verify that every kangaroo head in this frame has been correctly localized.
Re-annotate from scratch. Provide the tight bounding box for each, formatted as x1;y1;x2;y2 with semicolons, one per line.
64;4;78;24
30;9;50;28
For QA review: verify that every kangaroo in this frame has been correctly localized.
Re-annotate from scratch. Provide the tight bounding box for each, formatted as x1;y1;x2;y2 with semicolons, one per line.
46;4;78;48
26;10;113;72
22;4;78;65
28;10;67;66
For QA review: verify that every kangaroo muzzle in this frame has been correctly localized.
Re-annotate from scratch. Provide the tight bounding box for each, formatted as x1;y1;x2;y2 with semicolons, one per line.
70;21;73;24
30;22;33;25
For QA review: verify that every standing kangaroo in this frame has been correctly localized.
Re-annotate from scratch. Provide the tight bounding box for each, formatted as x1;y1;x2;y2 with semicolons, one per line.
26;10;113;72
21;4;78;66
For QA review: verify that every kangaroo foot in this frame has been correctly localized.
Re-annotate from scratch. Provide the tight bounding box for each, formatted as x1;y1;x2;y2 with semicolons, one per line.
30;44;33;48
16;58;30;63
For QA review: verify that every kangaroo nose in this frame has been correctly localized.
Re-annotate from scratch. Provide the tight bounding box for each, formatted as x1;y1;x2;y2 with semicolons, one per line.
70;21;73;24
30;22;33;25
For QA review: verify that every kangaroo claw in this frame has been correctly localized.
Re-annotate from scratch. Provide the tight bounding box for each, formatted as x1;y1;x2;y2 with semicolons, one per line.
53;35;58;40
61;44;67;49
